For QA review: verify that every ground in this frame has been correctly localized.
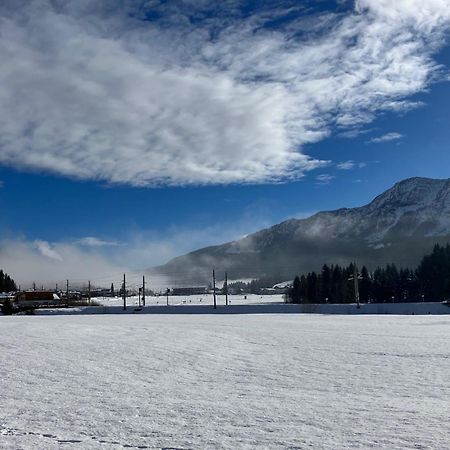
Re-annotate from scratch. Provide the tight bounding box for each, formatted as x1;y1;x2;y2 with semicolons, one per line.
94;293;285;307
1;314;449;449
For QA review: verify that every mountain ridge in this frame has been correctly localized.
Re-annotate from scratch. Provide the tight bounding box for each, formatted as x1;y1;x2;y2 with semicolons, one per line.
154;177;450;283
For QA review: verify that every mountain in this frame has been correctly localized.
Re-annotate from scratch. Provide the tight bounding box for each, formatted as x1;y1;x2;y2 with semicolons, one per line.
155;177;450;283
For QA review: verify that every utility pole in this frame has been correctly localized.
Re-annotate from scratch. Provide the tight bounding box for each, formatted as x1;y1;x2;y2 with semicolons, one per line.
354;264;360;308
213;269;217;309
348;264;361;309
225;272;229;306
142;275;146;307
123;273;127;310
88;280;91;305
166;288;169;306
66;279;69;307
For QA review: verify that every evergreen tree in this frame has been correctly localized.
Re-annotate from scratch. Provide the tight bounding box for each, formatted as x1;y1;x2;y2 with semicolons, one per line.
0;269;17;292
358;266;370;302
342;265;353;303
330;265;342;303
416;243;450;300
320;264;331;302
290;276;301;304
299;275;307;302
285;242;450;304
306;272;318;302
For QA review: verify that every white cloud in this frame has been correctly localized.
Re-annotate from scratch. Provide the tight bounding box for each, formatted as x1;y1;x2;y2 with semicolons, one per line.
336;160;367;170
369;132;404;144
76;237;119;247
337;160;356;170
316;174;335;185
33;240;63;261
0;1;449;185
338;128;374;139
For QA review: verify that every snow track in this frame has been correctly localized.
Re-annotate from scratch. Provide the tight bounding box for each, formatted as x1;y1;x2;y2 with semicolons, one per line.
1;315;449;449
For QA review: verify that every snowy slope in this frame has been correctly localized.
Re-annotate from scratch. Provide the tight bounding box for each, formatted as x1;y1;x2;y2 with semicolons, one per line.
156;177;450;281
1;315;450;449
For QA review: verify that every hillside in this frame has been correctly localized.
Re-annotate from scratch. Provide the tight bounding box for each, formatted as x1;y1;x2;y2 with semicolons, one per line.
155;177;450;283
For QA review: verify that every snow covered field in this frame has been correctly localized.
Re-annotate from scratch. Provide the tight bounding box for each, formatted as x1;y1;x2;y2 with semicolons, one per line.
95;293;285;307
1;315;449;449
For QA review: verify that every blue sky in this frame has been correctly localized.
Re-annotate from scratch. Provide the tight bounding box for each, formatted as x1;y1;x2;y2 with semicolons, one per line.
1;0;450;286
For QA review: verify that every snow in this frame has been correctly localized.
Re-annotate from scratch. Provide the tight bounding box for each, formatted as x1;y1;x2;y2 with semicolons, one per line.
272;281;292;289
1;315;449;449
94;293;285;308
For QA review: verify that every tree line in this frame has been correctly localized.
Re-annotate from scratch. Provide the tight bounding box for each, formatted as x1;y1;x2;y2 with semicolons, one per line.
227;275;284;295
288;243;450;304
0;269;17;292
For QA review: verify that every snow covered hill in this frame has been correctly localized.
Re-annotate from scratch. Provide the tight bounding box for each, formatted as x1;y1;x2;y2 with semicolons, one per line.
156;177;450;282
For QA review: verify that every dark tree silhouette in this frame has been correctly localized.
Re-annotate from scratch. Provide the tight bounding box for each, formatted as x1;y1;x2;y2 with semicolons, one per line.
0;270;17;292
287;243;450;303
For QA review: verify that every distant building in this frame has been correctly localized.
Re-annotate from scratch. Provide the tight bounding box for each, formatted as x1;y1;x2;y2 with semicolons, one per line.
171;287;207;296
270;281;292;294
0;293;16;305
91;288;114;297
14;291;62;307
272;281;293;289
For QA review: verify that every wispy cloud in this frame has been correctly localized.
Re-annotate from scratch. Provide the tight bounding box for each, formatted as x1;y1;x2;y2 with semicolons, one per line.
336;160;367;170
0;1;448;186
76;237;120;247
338;128;374;139
33;240;63;261
316;174;335;185
369;132;404;144
337;160;356;170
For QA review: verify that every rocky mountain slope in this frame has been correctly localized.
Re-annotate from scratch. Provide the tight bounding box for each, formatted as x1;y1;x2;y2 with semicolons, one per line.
155;177;450;283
